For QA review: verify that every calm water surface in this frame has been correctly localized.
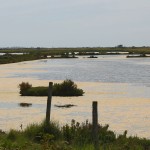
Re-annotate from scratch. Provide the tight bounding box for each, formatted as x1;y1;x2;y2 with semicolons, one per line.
8;55;150;84
0;55;150;137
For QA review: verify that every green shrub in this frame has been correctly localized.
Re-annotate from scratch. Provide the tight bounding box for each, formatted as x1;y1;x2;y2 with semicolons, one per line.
62;119;116;146
18;82;32;96
7;130;19;141
24;123;44;139
23;120;62;141
27;87;48;96
19;79;84;96
53;79;84;96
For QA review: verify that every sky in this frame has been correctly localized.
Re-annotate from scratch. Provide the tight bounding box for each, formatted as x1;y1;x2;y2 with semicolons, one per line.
0;0;150;47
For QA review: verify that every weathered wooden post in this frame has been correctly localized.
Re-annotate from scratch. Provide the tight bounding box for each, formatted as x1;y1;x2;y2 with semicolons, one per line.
46;82;53;125
92;101;99;150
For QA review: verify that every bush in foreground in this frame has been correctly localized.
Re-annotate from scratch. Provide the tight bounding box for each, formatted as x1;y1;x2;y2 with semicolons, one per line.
18;79;84;96
1;120;150;150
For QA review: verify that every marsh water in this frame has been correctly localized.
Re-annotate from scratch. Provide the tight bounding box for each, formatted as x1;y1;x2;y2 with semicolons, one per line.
0;55;150;138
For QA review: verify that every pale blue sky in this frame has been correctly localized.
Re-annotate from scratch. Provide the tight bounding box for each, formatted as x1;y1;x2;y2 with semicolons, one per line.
0;0;150;47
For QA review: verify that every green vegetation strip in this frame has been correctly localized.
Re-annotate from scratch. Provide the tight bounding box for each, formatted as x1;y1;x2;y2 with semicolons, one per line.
1;47;150;64
0;119;150;150
19;80;84;97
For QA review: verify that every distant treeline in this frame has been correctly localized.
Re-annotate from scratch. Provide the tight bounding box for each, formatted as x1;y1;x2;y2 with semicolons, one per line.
0;46;150;55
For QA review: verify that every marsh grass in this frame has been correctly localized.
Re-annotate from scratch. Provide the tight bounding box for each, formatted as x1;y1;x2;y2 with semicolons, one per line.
1;120;150;150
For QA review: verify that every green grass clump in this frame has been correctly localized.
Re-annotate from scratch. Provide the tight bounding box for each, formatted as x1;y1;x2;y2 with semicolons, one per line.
19;79;84;97
23;120;62;140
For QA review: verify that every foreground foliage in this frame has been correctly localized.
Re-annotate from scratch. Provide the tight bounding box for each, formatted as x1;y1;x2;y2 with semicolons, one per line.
0;120;150;150
19;79;84;96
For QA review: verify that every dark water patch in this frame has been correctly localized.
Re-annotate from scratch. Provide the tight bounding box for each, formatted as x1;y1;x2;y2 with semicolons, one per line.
0;102;45;109
54;104;77;108
19;103;32;107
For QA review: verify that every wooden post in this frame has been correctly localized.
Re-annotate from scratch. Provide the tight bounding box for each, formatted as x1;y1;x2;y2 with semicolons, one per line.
92;101;99;150
46;82;53;125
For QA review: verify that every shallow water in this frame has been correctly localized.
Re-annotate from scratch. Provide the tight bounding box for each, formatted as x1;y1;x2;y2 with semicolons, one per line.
0;55;150;138
5;55;150;85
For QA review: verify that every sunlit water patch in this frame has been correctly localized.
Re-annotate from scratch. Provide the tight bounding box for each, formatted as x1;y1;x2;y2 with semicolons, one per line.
0;55;150;138
4;56;150;86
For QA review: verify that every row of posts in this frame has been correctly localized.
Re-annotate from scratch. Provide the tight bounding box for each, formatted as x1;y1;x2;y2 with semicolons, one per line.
46;82;99;150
